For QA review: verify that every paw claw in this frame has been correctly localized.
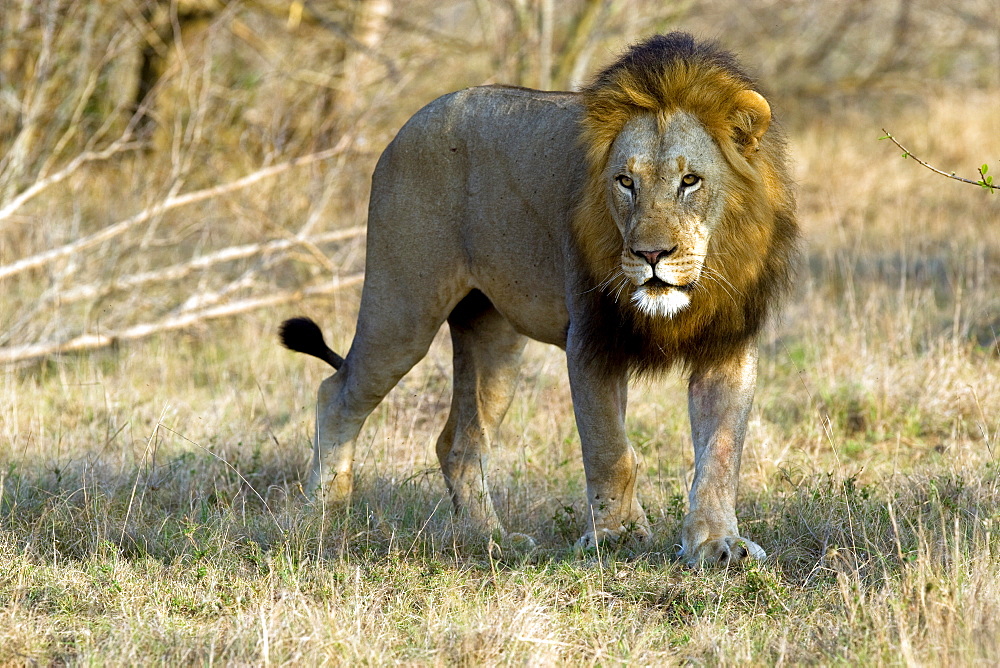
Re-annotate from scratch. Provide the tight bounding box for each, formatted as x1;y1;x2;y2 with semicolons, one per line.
573;530;601;554
683;536;765;567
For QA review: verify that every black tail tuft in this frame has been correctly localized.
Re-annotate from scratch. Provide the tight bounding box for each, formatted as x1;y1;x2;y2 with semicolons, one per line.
279;317;344;370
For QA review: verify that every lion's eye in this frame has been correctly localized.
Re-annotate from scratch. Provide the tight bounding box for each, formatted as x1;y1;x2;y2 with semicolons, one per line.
616;175;634;190
681;174;701;187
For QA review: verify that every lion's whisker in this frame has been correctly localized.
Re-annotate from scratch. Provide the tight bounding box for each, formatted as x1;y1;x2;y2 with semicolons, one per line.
580;267;622;296
701;266;744;297
612;276;631;305
697;267;742;307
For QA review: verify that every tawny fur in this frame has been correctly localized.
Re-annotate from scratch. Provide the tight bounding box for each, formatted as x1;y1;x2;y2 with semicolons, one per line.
280;32;799;565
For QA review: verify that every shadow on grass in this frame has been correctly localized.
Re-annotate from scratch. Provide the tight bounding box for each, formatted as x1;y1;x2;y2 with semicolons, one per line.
2;449;998;590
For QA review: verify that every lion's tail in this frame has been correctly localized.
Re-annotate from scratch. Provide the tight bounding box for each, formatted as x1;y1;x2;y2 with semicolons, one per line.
279;317;344;370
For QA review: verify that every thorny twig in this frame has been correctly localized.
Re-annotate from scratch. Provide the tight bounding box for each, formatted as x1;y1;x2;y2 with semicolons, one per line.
880;128;997;193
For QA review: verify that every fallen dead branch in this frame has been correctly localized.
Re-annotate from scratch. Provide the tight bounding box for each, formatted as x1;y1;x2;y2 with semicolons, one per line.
0;137;144;224
0;273;364;365
37;226;365;307
0;139;351;282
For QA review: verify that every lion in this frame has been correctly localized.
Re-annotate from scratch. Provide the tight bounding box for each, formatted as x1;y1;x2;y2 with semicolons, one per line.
280;33;798;566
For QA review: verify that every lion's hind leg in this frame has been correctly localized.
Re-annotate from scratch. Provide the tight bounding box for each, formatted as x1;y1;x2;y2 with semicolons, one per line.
437;290;528;543
309;288;456;505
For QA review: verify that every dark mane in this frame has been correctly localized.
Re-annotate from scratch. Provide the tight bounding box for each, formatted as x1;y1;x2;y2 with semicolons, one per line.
586;33;756;101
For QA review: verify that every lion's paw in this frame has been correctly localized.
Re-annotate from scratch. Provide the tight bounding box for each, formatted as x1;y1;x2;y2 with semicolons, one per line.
487;532;539;560
505;532;538;551
682;536;766;568
308;471;354;505
574;523;652;554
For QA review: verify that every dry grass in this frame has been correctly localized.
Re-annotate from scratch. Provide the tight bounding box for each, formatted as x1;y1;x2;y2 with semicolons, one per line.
2;92;998;664
2;1;1000;664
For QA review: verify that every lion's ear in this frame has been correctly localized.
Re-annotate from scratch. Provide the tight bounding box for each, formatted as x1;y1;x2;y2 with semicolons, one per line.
731;89;771;157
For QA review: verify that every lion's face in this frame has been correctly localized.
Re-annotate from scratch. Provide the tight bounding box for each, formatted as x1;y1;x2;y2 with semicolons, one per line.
605;111;729;319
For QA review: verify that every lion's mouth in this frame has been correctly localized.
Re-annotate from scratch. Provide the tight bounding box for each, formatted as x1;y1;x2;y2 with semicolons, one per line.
643;276;695;292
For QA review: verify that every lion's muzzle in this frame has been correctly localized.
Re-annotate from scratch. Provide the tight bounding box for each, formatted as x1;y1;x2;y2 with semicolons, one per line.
622;245;703;318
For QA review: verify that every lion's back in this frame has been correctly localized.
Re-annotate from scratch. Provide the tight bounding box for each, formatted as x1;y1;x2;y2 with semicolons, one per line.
370;85;585;219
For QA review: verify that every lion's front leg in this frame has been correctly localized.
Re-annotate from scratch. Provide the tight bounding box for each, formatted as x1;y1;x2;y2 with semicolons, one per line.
566;342;650;550
681;344;766;566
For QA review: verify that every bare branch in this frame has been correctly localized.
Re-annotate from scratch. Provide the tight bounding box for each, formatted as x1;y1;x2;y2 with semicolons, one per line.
880;129;997;193
0;138;352;281
0;137;143;224
0;273;364;365
552;0;604;88
300;0;400;81
41;227;365;307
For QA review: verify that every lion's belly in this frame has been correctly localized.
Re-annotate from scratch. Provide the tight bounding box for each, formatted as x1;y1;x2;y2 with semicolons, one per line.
461;202;574;348
461;209;574;346
472;263;570;348
461;198;572;346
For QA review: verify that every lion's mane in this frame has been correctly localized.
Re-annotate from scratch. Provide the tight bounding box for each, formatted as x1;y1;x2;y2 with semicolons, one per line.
571;32;799;377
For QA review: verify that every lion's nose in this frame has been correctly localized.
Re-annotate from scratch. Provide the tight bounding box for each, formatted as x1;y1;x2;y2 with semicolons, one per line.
631;246;677;266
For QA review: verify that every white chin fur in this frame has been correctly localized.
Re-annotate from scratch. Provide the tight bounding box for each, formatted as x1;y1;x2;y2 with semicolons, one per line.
631;287;691;318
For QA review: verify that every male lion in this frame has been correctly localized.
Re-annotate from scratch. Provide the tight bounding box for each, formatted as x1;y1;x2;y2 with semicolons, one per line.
280;33;798;566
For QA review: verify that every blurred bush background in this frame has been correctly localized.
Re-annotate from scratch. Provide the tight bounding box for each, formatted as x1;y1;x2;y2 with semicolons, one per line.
1;0;998;361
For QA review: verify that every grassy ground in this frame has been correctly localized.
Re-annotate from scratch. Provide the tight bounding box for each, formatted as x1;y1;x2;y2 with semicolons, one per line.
2;57;1000;668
